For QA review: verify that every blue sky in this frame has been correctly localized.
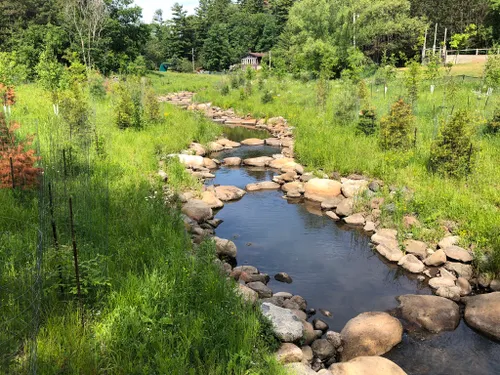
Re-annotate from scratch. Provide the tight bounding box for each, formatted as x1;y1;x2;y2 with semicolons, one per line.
134;0;198;22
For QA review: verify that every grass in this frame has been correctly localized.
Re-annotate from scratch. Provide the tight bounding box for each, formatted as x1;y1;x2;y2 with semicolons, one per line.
0;77;285;374
154;69;500;275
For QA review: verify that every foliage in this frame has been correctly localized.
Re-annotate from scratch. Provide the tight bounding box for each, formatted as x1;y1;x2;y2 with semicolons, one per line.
358;79;369;106
261;89;274;104
144;86;161;124
425;53;442;84
404;60;421;105
357;107;378;135
332;80;357;125
60;84;91;136
450;24;477;50
36;47;63;105
0;113;40;189
429;110;475;178
316;76;330;107
484;53;500;90
88;70;107;100
0;52;28;85
127;55;148;77
114;80;143;129
202;23;232;71
485;106;500;134
379;99;415;150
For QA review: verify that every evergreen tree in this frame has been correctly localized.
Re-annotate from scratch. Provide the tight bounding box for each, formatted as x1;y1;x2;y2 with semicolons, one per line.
202;24;232;71
379;99;415;150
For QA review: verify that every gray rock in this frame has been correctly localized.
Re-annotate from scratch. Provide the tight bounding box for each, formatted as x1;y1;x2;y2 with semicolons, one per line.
236;284;258;303
313;318;329;331
343;213;365;226
311;339;336;360
404;240;428;259
491;279;500;291
325;211;340;221
443;245;473;263
261;296;286;308
181;199;213;223
464;292;500;340
215;185;246;201
233;265;258;274
276;343;304;363
223;157;242;166
398;254;425;273
261;302;304;342
428;277;455;289
423;249;447;267
275;272;293;283
329;356;407;375
369;181;380;192
290;295;307;310
284;362;317;375
397;294;460;333
246;181;281;191
375;244;404;263
438;235;460;249
321;196;344;210
478;273;492;288
326;331;342;348
301;345;314;363
436;286;462;302
363;221;376;232
214;237;237;258
274;292;293;298
457;277;472;296
247;281;272;298
335;198;354;217
444;262;473;280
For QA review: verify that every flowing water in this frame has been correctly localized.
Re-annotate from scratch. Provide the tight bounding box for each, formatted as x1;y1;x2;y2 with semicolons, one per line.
209;127;500;375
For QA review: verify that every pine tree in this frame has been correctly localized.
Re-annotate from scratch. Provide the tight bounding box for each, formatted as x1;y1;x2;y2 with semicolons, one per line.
429;110;475;178
379;99;415;150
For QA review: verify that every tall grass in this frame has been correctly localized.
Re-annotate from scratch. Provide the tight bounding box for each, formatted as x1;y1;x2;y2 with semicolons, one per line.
0;77;284;374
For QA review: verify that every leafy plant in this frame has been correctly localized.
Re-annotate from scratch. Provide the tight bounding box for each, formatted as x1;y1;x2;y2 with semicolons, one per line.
485;106;500;135
484;53;500;93
357;107;377;135
332;80;356;126
36;47;63;114
144;87;161;124
88;70;107;100
261;89;274;104
60;84;90;137
404;60;421;106
379;99;415;150
429;110;475;178
115;81;143;129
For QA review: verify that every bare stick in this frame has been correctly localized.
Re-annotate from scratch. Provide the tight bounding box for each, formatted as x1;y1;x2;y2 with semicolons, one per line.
69;197;84;327
9;157;15;189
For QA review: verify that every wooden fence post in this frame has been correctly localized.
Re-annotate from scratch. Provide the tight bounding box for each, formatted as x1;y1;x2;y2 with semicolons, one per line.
69;197;84;327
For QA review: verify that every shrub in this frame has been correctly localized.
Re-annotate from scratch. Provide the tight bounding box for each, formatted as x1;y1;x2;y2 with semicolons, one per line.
332;81;356;126
0;113;41;189
379;99;415;150
88;71;107;100
245;66;255;81
485;107;500;135
356;107;377;136
128;55;147;77
358;80;369;106
261;90;274;104
231;73;245;89
316;76;330;107
429;110;475;178
144;87;161;124
115;81;143;129
239;87;247;101
404;60;421;106
60;85;90;136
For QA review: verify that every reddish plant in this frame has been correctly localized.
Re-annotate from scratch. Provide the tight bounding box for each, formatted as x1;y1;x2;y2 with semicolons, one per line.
0;113;41;189
0;83;16;107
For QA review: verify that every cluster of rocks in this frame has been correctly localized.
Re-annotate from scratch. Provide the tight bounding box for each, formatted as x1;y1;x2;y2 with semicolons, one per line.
160;91;294;140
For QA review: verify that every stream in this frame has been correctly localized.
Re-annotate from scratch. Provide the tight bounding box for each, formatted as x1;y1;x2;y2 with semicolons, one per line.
207;127;500;375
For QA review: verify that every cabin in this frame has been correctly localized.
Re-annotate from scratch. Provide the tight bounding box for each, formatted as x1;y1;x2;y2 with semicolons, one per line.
241;52;266;70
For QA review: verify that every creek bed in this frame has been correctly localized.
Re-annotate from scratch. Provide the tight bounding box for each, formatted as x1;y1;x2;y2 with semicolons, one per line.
208;128;500;375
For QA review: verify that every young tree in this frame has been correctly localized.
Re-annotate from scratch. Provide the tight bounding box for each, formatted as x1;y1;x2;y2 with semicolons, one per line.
65;0;107;69
404;60;421;106
36;47;63;115
379;99;415;150
484;53;500;95
429;110;475;178
425;53;441;94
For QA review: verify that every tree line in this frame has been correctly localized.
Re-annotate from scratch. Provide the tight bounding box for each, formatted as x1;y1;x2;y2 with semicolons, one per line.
1;0;500;77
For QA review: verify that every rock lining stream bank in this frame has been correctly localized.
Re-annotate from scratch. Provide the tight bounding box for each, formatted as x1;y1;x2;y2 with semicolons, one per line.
159;92;500;374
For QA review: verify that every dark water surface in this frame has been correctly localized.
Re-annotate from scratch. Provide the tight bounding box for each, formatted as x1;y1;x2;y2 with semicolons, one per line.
209;131;500;375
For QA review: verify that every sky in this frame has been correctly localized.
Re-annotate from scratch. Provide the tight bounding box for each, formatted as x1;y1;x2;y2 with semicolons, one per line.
134;0;198;23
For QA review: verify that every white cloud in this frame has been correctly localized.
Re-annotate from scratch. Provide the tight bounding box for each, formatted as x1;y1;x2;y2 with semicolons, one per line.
134;0;198;23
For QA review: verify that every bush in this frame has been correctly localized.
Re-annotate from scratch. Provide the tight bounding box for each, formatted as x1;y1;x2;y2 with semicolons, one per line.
88;71;107;100
379;99;415;150
358;79;369;106
404;60;421;106
115;81;143;129
144;87;161;124
231;73;245;89
261;90;274;104
485;107;500;135
357;107;377;136
60;85;90;135
429;110;475;178
332;81;356;126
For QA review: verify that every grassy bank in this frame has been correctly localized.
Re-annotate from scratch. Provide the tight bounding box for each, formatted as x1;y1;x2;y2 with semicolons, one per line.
1;79;284;374
153;71;500;275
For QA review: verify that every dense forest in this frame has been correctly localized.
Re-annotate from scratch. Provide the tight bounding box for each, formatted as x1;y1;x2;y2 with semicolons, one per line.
1;0;500;77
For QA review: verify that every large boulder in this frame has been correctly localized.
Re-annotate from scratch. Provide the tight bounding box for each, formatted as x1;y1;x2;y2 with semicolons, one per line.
343;214;365;226
246;181;281;191
241;138;265;146
375;244;404;263
236;284;258;303
202;191;224;209
261;302;304;342
282;182;305;194
443;245;473;263
464;292;500;340
214;237;237;258
372;230;403;262
335;198;354;217
276;343;303;364
438;235;460;249
311;339;335;361
404;240;428;260
397;254;425;273
207;141;224;152
304;178;342;202
189;142;207;156
181;199;213;223
243;156;273;167
268;157;295;169
428;277;455;289
203;158;218;169
397;294;460;333
215;186;246;201
340;312;403;361
329;356;407;375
